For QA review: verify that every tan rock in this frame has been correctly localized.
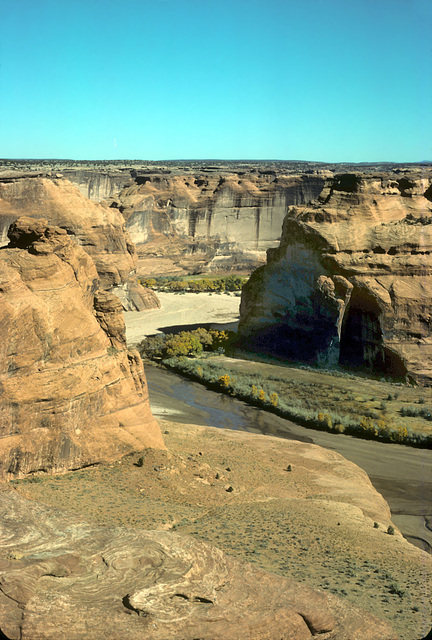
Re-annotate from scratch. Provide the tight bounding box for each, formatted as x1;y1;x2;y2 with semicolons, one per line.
239;172;432;383
0;176;160;310
0;490;398;640
0;218;164;478
108;171;325;273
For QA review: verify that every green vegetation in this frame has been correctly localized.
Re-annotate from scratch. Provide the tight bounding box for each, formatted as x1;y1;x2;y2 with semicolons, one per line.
138;329;432;448
139;328;234;360
139;274;248;293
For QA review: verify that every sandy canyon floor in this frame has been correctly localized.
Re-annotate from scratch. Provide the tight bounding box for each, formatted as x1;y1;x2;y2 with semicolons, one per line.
125;291;240;344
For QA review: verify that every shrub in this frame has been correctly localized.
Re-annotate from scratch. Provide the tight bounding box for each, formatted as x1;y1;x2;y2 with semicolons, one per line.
317;412;333;430
191;327;213;347
269;392;278;407
333;423;345;433
140;278;156;288
139;334;167;359
218;374;231;387
165;332;203;358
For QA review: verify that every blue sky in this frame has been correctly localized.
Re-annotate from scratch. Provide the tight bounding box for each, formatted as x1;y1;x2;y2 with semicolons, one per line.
0;0;431;161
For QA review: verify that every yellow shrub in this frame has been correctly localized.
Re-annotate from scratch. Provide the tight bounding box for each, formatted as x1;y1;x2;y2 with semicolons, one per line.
269;392;278;407
219;374;231;387
318;412;332;429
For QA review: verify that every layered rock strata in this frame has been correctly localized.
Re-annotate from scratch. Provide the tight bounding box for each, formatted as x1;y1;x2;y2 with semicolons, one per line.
0;490;398;640
108;170;326;273
0;176;160;310
239;172;432;384
0;218;164;478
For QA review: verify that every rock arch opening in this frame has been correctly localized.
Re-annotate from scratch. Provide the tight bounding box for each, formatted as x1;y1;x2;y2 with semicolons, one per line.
339;290;407;379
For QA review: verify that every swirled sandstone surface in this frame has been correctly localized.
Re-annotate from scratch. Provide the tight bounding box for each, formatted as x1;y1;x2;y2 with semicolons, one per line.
239;172;432;384
0;486;399;640
0;174;159;310
0;218;164;478
11;419;432;638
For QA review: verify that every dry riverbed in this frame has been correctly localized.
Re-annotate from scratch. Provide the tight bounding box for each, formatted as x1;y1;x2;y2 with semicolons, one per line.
125;291;240;344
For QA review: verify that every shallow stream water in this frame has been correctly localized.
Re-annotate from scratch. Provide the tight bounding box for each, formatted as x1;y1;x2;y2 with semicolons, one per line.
146;364;432;553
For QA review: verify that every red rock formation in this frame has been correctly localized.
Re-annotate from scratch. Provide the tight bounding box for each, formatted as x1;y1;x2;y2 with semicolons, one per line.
0;175;160;310
239;172;432;384
0;218;164;478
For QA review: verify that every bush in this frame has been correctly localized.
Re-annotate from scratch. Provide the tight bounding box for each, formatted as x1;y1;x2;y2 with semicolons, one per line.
269;392;278;407
218;374;231;387
165;332;203;358
139;334;166;359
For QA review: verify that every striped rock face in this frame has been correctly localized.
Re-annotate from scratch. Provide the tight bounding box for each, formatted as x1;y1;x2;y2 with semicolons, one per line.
239;171;432;384
0;218;164;479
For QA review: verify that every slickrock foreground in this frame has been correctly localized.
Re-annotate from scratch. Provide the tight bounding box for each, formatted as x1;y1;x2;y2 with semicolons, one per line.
0;218;164;478
10;420;432;639
0;488;398;640
239;172;432;383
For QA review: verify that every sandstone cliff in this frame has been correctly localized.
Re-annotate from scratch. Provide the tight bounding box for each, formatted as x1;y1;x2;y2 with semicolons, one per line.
106;170;326;273
62;167;134;201
0;218;164;478
0;175;160;310
239;172;432;384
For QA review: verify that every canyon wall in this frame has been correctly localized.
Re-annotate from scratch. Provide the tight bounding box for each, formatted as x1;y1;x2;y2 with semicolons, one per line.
0;218;164;478
62;167;134;201
60;166;326;273
239;171;432;384
113;170;326;272
0;174;159;310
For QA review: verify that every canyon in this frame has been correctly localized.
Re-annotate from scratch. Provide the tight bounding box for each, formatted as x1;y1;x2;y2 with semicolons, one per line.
1;160;432;638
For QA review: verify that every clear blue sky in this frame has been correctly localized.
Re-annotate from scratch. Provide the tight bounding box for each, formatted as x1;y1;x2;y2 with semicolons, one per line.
0;0;431;162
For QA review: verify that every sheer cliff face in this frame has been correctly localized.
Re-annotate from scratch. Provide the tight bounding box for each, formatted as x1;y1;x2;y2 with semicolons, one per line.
110;171;326;271
0;218;164;478
61;168;133;202
0;176;160;310
239;172;432;384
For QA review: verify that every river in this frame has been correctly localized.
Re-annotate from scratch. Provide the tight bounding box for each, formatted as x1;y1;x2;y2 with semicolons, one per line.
146;364;432;553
